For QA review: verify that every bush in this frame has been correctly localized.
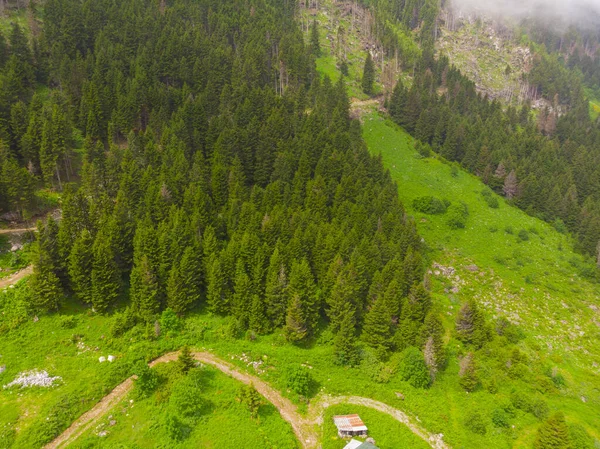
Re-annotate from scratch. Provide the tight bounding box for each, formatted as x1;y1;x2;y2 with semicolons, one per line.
505;226;514;234
464;411;487;435
59;315;77;329
492;408;510;428
110;307;138;337
160;308;181;336
518;229;529;241
446;202;469;229
399;347;431;389
412;196;449;214
481;189;499;208
285;365;312;397
133;362;160;399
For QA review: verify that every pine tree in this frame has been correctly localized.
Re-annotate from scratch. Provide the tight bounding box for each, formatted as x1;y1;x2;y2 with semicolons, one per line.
503;169;518;199
362;292;393;358
361;52;375;95
68;229;94;304
456;300;490;348
232;261;252;328
284;294;308;343
287;259;318;335
167;246;202;314
264;247;288;328
249;294;267;334
31;262;63;312
534;413;571;449
206;253;229;314
334;303;359;366
459;352;479;392
91;233;122;313
178;346;195;374
310;19;321;57
239;384;263;419
130;254;161;321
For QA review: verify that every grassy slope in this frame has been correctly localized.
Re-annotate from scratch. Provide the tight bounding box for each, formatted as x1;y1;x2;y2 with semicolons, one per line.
67;364;299;449
322;404;430;449
361;112;600;444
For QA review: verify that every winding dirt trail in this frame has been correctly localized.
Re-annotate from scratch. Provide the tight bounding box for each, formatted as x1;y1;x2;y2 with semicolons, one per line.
46;351;450;449
0;266;33;289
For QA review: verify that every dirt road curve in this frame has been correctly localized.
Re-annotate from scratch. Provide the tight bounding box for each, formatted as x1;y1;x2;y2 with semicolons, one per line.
46;351;450;449
0;266;33;289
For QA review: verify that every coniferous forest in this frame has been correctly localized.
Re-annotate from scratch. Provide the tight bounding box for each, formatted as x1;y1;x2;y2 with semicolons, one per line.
1;0;600;448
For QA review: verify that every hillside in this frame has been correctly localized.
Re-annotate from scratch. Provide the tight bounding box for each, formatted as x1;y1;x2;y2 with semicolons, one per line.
437;15;534;106
0;0;600;448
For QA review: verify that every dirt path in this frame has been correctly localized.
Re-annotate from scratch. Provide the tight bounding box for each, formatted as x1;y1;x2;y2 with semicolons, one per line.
0;266;33;289
0;227;36;235
46;351;449;449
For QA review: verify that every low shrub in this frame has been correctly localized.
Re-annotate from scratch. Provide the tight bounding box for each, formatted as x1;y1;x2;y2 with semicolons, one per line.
464;411;487;435
446;202;469;229
412;196;449;214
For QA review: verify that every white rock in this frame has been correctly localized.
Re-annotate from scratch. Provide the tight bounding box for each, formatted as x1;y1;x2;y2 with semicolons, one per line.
107;355;115;362
99;356;106;363
3;370;62;388
0;365;5;374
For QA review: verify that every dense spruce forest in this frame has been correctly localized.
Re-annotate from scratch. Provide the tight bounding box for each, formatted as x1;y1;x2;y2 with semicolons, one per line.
0;0;447;369
361;0;600;262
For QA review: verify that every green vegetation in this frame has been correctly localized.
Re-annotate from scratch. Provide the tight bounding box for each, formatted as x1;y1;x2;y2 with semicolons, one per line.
68;365;299;448
322;404;430;449
362;111;600;447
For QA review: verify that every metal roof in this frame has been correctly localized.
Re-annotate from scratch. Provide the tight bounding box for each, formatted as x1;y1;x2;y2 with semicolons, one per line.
333;414;368;432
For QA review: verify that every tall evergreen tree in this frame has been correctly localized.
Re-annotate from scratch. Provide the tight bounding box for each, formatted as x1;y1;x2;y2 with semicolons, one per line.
68;229;94;304
361;51;375;95
91;231;122;313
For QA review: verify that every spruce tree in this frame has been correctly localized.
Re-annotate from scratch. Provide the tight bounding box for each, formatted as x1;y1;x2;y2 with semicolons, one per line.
310;19;321;57
264;247;288;328
31;262;63;311
287;259;318;335
232;261;252;328
130;254;161;321
459;352;479;392
362;293;393;358
178;346;195;374
334;303;359;366
534;413;571;449
91;233;122;313
167;246;202;314
284;294;308;343
249;294;267;334
68;229;94;304
361;52;375;95
456;300;490;348
206;253;228;314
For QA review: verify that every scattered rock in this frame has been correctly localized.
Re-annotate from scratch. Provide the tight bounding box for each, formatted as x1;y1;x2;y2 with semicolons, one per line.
107;355;115;363
98;430;108;437
33;316;39;323
581;396;587;403
465;264;479;272
0;365;5;374
395;392;405;400
109;419;117;426
3;370;62;389
99;356;106;363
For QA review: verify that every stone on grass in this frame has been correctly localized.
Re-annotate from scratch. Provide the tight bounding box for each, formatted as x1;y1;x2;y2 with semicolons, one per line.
3;370;62;389
99;356;106;363
107;355;115;362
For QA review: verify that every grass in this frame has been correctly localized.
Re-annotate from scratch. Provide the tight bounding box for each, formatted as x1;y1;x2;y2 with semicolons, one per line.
361;111;600;445
67;363;299;449
322;404;430;449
